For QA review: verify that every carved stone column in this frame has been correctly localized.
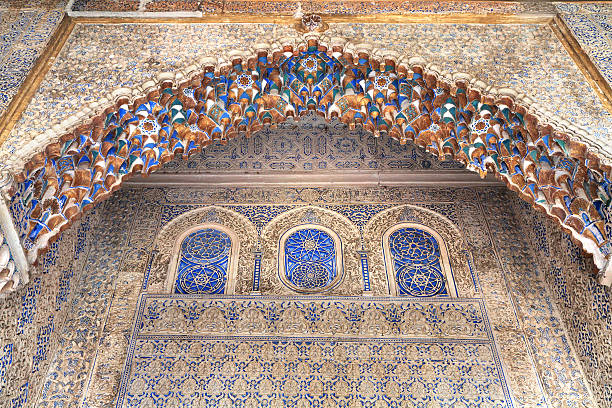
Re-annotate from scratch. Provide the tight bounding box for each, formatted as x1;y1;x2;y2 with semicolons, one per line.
0;171;29;293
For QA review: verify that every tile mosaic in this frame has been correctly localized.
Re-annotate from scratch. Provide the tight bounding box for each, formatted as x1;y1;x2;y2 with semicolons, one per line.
117;295;510;407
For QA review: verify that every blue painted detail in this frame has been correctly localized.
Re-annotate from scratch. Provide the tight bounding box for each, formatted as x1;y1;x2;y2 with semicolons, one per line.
284;228;336;290
389;227;447;297
253;251;262;292
10;382;28;408
16;278;41;335
359;252;371;291
0;344;13;396
175;229;231;294
55;268;73;311
31;316;54;373
464;250;479;293
142;250;157;291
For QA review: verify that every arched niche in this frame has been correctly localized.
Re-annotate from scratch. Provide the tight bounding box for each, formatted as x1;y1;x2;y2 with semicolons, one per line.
260;206;363;295
146;206;258;294
382;222;458;297
278;223;344;294
364;204;474;297
168;224;240;295
2;36;612;295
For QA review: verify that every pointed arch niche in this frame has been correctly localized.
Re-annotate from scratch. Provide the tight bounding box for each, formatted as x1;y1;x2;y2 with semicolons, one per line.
2;36;612;296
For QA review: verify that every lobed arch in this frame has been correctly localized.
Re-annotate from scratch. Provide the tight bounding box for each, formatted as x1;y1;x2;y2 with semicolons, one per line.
2;34;612;294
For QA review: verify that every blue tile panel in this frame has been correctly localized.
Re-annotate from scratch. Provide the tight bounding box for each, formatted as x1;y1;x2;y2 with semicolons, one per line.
284;228;337;290
389;227;448;297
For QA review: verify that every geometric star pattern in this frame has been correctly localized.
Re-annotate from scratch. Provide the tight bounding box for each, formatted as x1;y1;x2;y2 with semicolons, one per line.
389;227;447;296
175;229;231;294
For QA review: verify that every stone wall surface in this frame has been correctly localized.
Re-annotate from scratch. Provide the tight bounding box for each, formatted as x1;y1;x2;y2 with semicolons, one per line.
511;192;612;407
11;185;594;408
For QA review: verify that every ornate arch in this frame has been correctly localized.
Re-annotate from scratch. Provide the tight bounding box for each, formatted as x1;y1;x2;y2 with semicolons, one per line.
3;35;612;292
168;224;240;295
382;222;458;297
146;206;258;294
364;205;475;298
260;206;363;295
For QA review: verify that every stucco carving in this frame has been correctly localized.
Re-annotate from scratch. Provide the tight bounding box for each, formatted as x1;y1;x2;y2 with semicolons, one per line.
147;206;258;294
364;204;474;298
5;35;612;293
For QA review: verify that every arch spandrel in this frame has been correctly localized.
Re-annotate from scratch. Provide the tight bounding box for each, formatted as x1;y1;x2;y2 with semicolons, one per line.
2;36;612;293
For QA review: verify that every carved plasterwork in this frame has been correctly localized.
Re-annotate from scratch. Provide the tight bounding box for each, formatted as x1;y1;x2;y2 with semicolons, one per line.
118;294;509;407
147;206;258;294
364;205;474;298
18;185;596;408
260;206;363;296
6;35;612;290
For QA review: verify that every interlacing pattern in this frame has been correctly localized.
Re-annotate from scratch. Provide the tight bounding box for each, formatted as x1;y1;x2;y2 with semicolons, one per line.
119;295;508;407
175;229;231;294
284;228;337;291
389;227;447;297
8;39;612;284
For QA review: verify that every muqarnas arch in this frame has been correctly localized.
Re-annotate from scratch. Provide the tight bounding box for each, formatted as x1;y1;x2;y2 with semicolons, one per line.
4;36;612;293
